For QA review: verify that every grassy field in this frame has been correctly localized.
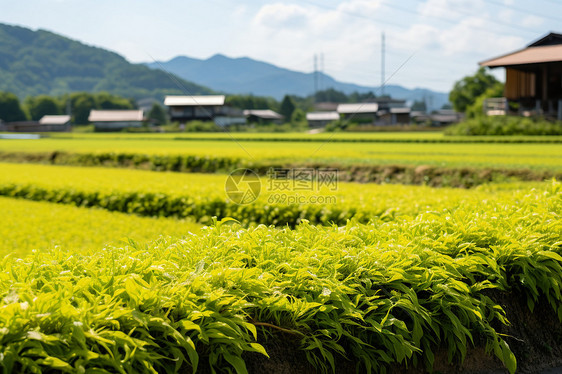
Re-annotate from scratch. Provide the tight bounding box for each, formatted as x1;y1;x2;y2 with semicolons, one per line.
2;134;562;171
2;131;562;373
0;182;561;373
0;162;544;227
0;196;201;256
44;131;562;142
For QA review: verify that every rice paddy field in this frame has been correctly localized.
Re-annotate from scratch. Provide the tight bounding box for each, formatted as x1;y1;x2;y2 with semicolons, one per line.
1;133;562;170
1;132;562;373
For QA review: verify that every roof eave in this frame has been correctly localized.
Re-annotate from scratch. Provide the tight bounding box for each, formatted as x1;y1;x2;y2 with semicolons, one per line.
479;46;529;68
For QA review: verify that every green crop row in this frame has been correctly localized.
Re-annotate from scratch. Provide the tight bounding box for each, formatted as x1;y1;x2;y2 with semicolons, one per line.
0;151;558;187
0;151;241;173
0;197;201;257
0;163;537;227
1;182;562;373
46;131;562;143
4;137;562;173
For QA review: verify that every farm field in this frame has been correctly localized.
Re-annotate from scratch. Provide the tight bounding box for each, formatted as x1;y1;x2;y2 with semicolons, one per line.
1;134;562;171
1;181;562;373
1;133;562;373
45;131;562;143
0;196;201;256
0;162;544;227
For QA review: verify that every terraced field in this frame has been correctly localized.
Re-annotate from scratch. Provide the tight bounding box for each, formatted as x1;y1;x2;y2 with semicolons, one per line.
1;133;562;171
0;162;541;227
1;132;562;373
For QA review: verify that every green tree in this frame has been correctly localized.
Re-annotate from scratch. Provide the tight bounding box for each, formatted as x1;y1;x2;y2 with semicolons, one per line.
290;108;306;125
449;67;502;112
348;91;376;102
279;95;296;121
315;88;348;103
411;100;427;112
95;92;135;110
225;94;279;111
24;95;62;120
0;91;27;122
147;102;168;125
70;92;96;124
465;82;505;118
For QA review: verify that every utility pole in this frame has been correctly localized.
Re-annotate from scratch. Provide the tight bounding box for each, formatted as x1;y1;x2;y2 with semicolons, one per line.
320;52;324;92
313;54;318;102
381;32;385;96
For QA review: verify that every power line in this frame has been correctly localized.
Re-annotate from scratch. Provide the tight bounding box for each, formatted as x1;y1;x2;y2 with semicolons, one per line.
541;0;562;7
299;0;409;29
409;0;543;35
482;0;562;24
384;0;537;36
299;0;543;43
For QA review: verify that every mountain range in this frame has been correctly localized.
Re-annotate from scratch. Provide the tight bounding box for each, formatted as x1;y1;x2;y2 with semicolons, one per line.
0;22;449;110
147;55;450;110
0;23;211;100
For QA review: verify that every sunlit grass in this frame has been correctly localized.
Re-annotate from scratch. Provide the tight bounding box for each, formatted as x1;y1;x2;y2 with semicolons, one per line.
0;196;201;256
2;135;562;170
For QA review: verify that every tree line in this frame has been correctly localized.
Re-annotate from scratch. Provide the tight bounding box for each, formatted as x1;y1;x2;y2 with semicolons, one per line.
0;88;390;126
0;91;137;124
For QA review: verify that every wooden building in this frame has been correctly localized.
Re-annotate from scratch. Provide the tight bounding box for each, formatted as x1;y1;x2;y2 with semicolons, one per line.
164;95;226;123
480;32;562;118
411;110;463;126
243;109;284;124
337;103;379;123
39;115;71;131
0;115;71;132
306;111;339;128
88;110;144;131
376;107;411;125
336;99;411;125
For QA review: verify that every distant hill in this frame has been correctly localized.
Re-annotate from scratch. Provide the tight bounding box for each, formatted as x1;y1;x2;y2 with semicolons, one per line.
0;23;212;100
147;54;450;110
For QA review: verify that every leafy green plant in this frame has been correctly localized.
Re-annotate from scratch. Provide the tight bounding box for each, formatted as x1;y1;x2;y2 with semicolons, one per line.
445;116;562;136
0;163;541;227
1;182;562;373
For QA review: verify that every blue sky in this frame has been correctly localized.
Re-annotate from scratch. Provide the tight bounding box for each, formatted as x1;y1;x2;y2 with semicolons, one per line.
1;0;560;93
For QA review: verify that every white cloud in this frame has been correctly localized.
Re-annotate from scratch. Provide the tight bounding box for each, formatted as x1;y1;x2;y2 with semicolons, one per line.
418;0;485;21
253;3;310;29
210;0;547;90
401;0;524;59
522;15;544;28
396;23;441;51
247;0;386;78
337;0;383;17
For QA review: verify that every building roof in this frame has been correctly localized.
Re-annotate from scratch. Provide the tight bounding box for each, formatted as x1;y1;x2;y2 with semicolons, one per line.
480;32;562;68
164;95;225;106
314;102;339;111
306;112;340;121
528;32;562;47
242;109;283;119
480;44;562;67
88;110;144;122
337;103;379;114
431;114;460;123
372;98;406;105
390;107;411;114
410;111;426;118
39;115;71;125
